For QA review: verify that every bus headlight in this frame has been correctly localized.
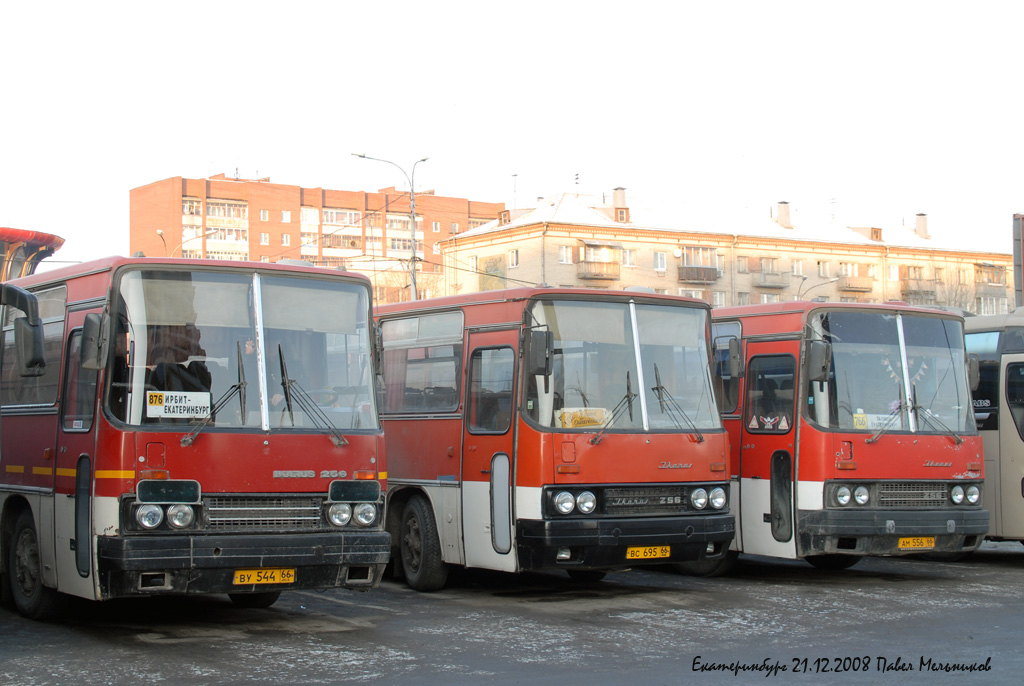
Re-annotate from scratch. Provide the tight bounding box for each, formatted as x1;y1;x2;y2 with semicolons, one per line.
709;487;727;510
854;486;870;506
328;503;353;527
690;488;708;510
965;485;980;504
554;491;575;515
576;491;597;514
354;502;377;526
136;504;164;529
835;486;852;506
951;485;965;504
166;504;195;529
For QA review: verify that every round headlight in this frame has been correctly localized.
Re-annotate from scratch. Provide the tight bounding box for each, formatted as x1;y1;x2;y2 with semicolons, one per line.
136;504;164;529
554;491;575;515
951;485;965;504
691;488;708;510
835;486;852;506
854;486;870;506
576;491;597;514
354;502;377;526
965;485;980;505
709;487;727;510
166;504;195;529
328;503;352;527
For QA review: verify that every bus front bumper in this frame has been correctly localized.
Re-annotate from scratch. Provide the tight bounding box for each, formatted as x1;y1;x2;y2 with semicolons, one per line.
96;531;390;599
516;513;735;571
797;508;989;556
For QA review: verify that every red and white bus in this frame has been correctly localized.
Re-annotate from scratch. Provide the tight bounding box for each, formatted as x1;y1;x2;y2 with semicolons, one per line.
376;287;734;590
697;301;987;573
1;257;389;618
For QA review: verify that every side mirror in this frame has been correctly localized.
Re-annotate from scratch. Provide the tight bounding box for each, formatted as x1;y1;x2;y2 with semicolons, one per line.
967;353;980;392
728;338;744;379
80;313;109;371
526;330;553;377
806;339;831;383
14;317;45;377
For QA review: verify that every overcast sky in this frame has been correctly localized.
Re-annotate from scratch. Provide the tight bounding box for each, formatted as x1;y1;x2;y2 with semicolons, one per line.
2;1;1022;267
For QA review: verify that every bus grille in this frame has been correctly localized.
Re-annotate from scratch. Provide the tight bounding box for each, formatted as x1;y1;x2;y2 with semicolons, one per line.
204;495;324;531
877;482;948;508
603;486;691;516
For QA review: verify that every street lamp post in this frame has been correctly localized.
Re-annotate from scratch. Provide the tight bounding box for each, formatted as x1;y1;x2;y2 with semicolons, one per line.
155;230;168;256
157;229;217;257
797;275;840;300
353;153;428;301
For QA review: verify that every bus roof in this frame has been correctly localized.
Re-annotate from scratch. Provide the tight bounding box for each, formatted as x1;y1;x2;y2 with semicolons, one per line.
713;300;967;337
964;307;1024;332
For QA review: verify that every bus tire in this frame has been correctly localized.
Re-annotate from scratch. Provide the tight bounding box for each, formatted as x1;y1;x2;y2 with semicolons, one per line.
228;591;281;608
9;509;65;620
805;554;860;571
400;496;448;592
672;549;739;577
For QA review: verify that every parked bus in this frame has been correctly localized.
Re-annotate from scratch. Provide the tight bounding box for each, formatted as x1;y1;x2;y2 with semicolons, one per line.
695;301;987;574
375;288;734;590
964;308;1024;544
0;257;389;619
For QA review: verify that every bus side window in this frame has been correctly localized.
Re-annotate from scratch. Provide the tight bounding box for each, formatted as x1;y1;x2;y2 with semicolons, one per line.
468;347;514;434
63;331;99;432
1005;363;1024;440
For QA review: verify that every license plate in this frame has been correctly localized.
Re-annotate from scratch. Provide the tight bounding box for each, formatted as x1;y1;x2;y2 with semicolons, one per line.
233;568;296;585
898;537;935;550
626;546;670;560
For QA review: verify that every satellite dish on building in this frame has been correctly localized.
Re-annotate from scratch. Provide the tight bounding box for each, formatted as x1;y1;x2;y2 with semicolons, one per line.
673;248;682;258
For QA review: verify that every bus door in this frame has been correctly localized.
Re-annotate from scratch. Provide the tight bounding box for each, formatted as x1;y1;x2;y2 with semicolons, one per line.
53;309;101;598
738;348;798;558
461;329;517;571
999;359;1024;539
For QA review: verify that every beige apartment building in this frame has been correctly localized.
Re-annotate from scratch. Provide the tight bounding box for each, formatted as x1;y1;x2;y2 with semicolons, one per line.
442;190;1013;314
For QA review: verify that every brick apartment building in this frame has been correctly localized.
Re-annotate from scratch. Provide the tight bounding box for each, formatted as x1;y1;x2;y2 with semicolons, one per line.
129;174;504;302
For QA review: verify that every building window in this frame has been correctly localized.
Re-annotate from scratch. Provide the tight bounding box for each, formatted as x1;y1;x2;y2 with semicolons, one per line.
617;209;628;222
451;222;459;234
281;210;291;223
282;234;291;246
871;228;882;241
469;256;478;273
623;249;636;268
792;259;803;276
207;201;248;219
260;209;269;222
433;243;440;255
509;250;519;268
678;289;703;298
977;296;1009;315
839;262;857;277
760;293;780;304
817;260;831;277
558;246;572;264
300;207;319;224
712;291;727;307
260;233;269;245
654;252;667;271
737;256;749;273
907;265;924;280
433;221;440;233
760;257;778;274
737;292;750;305
182;198;202;216
683;246;717;268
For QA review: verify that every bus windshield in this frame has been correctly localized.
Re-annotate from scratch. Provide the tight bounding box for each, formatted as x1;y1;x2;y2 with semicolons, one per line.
806;310;973;435
524;299;720;433
107;268;377;432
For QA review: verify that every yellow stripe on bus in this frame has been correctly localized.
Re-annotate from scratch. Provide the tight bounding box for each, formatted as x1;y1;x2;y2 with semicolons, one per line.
95;470;135;479
4;465;24;473
379;472;387;480
32;467;52;476
56;468;77;477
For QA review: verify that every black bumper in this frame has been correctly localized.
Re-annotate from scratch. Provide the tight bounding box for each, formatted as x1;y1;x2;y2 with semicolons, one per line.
516;513;735;571
797;508;989;556
96;530;390;599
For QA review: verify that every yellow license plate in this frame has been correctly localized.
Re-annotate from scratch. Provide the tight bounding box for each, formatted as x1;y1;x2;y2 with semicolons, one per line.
898;537;935;550
233;568;296;585
626;546;670;560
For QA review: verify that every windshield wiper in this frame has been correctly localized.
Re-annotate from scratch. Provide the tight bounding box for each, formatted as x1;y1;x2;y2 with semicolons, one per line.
865;400;905;444
181;341;247;447
589;372;637;445
278;345;349;447
650;364;704;442
910;385;964;445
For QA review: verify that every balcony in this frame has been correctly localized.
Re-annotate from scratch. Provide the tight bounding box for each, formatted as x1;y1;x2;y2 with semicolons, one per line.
751;272;786;289
678;265;720;284
837;276;874;292
976;281;1008;298
902;279;937;295
577;260;620;280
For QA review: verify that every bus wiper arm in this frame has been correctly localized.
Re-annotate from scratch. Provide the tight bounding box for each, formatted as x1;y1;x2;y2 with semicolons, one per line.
651;364;704;443
913;406;964;445
590;372;637;445
182;341;248;448
865;401;904;444
279;345;349;447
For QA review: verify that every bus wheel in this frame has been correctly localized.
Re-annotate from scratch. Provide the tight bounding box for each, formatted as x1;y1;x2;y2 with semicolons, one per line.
9;509;65;620
566;570;606;583
400;496;448;592
805;554;860;571
672;550;739;577
228;591;281;609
